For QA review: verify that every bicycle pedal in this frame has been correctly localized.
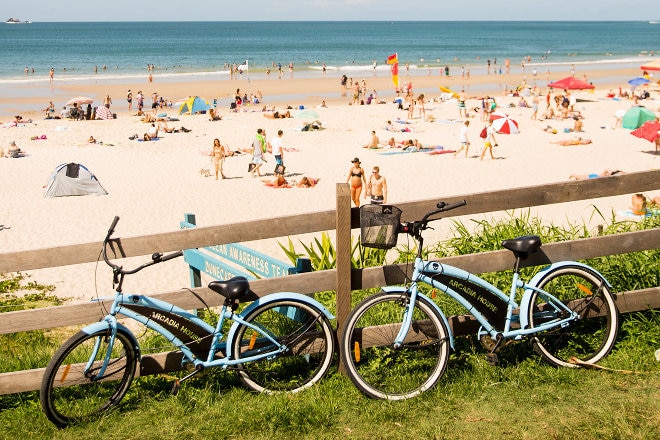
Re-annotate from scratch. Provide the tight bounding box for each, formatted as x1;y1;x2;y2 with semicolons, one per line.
486;352;499;366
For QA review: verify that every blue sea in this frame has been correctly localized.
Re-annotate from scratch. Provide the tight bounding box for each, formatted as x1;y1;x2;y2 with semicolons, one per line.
1;21;659;86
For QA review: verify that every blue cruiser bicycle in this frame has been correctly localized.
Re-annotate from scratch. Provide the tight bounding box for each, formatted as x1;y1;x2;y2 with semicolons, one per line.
40;217;336;427
340;201;619;400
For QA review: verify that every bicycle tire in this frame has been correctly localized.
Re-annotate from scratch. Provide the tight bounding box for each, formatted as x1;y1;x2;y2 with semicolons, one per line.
527;265;619;368
340;291;450;400
40;328;138;428
230;299;335;393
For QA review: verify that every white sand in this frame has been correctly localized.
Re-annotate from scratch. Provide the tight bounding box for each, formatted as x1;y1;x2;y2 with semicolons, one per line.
1;80;658;301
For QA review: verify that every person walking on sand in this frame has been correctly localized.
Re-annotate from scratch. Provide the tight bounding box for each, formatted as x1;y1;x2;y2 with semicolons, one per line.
347;157;367;207
271;130;285;166
480;119;498;160
367;166;388;205
250;128;266;177
212;138;226;180
454;120;471;158
127;90;133;112
49;67;54;84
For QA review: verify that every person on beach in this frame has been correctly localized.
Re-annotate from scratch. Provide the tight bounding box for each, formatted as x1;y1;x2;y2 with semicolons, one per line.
552;137;592;146
127;90;133;112
458;91;467;118
104;95;112;108
454;120;471;158
417;94;426;120
263;173;289;188
49;67;54;84
347;157;366;207
366;166;387;205
480;119;497;160
568;169;624;180
43;101;55;118
296;177;319;188
364;130;381;149
137;91;144;113
211;138;226;180
6;141;25;158
271;130;285;166
250;128;266;177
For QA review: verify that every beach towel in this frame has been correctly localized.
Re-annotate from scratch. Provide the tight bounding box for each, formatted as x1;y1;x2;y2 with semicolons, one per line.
377;148;434;155
137;137;160;142
617;209;659;219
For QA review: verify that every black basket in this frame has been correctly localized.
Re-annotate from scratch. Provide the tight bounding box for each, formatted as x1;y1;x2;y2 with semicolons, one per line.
360;204;402;249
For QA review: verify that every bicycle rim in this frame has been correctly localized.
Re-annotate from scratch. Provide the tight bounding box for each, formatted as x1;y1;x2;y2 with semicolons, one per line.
40;329;137;428
231;300;335;393
528;266;619;368
341;292;450;400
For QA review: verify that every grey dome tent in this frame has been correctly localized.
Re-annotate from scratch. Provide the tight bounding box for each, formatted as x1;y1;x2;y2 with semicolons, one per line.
43;163;108;198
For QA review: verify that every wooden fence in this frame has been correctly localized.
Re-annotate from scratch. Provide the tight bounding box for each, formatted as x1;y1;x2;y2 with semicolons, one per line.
0;170;659;395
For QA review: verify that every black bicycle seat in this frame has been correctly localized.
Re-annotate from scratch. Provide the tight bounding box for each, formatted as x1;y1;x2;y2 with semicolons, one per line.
501;236;542;255
208;276;250;301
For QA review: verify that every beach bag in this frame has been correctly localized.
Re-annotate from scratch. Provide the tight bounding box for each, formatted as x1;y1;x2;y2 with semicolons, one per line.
479;127;488;139
248;162;256;172
274;164;285;175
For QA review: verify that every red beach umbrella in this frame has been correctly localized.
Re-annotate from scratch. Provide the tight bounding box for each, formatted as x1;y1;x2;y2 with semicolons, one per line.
630;120;660;142
489;112;519;134
547;76;595;90
640;59;660;72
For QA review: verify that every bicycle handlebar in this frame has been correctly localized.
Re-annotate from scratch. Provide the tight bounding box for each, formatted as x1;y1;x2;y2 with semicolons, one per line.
400;199;467;239
102;217;183;280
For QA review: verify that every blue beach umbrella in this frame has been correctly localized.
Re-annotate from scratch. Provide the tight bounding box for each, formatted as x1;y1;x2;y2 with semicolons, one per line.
628;77;650;87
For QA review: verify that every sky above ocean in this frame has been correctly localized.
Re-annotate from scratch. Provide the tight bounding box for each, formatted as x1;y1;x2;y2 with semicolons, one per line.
4;1;660;22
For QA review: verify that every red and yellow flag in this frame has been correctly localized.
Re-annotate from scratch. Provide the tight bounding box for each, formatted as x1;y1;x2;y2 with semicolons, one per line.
388;53;399;89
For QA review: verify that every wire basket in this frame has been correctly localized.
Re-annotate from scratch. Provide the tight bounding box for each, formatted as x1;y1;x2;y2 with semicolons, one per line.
360;204;402;249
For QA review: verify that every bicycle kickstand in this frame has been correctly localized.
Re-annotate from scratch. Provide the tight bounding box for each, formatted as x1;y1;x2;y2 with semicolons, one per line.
171;364;204;395
485;334;504;367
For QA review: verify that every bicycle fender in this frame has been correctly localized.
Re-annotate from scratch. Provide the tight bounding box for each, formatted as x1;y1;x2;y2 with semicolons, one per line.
81;320;141;356
382;286;455;350
519;261;611;330
226;292;335;349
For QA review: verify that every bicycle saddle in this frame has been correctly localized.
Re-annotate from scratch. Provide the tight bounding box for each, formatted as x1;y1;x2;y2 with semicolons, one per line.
208;276;250;300
501;235;542;256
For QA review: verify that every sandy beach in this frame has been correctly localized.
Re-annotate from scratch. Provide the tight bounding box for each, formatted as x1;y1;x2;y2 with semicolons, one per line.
1;65;658;301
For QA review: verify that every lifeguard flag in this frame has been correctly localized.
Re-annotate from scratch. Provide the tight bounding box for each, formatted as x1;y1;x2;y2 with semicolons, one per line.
387;53;398;65
391;62;399;89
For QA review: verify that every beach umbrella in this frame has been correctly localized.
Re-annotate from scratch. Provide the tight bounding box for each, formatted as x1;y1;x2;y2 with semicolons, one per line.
622;106;657;129
640;59;660;71
628;77;650;87
547;76;595;90
489;112;519;134
65;96;94;106
630;120;660;142
178;96;210;115
295;109;320;120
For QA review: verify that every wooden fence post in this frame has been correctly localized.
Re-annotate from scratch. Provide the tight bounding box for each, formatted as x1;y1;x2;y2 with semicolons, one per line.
335;183;352;373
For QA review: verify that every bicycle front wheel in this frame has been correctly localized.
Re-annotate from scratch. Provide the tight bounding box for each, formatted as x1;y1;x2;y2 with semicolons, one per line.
231;299;336;393
40;329;138;428
340;291;450;400
528;265;619;368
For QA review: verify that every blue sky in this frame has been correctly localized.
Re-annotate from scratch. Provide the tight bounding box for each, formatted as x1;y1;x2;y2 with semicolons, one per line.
7;1;660;22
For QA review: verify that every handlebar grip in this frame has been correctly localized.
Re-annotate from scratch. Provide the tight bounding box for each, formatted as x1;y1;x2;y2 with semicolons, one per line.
161;250;184;262
441;200;467;212
106;216;120;240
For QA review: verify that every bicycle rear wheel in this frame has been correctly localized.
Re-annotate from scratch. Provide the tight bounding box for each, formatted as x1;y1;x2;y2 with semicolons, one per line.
40;329;138;428
231;299;335;393
340;291;450;400
528;265;619;368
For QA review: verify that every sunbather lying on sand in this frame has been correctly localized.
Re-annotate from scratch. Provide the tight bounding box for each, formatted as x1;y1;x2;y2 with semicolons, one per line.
569;169;624;180
552;137;592;146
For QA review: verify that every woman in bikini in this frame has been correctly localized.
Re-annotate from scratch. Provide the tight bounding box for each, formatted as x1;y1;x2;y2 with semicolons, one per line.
346;157;366;207
212;138;226;180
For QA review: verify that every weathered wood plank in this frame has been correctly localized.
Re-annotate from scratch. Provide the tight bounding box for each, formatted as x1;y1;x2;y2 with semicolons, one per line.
2;288;657;396
1;170;657;274
1;229;657;335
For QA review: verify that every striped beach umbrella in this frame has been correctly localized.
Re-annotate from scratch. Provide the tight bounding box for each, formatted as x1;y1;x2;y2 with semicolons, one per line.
489;112;519;134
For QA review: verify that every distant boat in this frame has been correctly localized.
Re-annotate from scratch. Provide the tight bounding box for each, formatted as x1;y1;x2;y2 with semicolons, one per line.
650;21;659;24
5;18;31;24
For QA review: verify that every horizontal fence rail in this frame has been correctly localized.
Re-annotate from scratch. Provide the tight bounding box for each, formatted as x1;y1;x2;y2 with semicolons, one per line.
0;170;658;395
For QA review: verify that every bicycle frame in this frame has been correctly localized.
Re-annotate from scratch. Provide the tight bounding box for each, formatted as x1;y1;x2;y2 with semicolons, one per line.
393;257;595;347
82;289;334;379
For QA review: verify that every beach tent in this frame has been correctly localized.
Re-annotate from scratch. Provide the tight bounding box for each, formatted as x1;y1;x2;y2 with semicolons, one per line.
95;105;113;120
640;59;660;71
43;163;108;198
178;96;210;115
547;76;595;90
622;106;657;130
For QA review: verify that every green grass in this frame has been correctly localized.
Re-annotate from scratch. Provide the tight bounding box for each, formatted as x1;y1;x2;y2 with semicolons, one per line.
0;211;658;438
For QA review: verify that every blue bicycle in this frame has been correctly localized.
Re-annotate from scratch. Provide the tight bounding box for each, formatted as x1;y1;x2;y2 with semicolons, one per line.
40;217;336;427
341;201;619;400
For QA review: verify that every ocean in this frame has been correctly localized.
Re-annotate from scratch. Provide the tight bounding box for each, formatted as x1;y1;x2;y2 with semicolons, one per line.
1;21;659;85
